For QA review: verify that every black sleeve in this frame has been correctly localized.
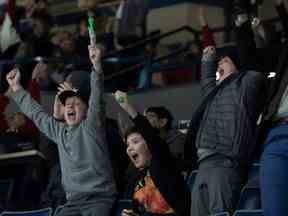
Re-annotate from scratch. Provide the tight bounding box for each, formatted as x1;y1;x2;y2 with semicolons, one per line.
235;21;258;71
276;3;288;39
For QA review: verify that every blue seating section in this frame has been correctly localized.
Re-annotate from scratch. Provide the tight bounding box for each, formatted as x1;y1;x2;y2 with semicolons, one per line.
186;170;198;191
1;208;52;216
237;187;261;210
233;209;264;216
211;212;230;216
0;179;14;209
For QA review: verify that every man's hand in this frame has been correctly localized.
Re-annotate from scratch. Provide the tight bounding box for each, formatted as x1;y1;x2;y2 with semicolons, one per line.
32;62;49;83
114;90;137;118
88;44;102;70
202;46;216;61
6;68;21;92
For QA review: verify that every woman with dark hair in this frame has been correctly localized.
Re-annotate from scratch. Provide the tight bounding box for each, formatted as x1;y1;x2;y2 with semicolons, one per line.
113;91;190;216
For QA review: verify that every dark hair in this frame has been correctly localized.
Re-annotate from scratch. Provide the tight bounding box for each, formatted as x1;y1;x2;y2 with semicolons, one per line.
31;10;52;27
124;126;143;143
145;106;173;130
78;15;89;26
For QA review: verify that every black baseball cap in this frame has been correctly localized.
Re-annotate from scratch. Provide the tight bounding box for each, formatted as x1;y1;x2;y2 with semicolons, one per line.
58;90;89;106
59;70;91;106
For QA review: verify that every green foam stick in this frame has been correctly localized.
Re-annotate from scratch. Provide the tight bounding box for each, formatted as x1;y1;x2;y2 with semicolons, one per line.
88;15;95;32
87;11;96;44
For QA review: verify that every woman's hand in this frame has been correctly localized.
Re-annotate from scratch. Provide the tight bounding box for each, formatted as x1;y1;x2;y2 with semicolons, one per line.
113;90;137;118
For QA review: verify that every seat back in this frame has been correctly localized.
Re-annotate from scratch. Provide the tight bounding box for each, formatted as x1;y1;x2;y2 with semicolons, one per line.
237;176;261;210
1;208;52;216
210;212;230;216
248;163;260;179
233;209;264;216
237;187;261;210
186;170;198;191
0;178;14;210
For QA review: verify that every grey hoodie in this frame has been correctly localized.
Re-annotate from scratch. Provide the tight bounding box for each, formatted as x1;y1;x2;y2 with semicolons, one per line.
11;67;116;200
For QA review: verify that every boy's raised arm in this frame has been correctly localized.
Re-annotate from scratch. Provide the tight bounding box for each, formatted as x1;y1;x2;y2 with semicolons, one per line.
85;45;105;128
6;68;63;144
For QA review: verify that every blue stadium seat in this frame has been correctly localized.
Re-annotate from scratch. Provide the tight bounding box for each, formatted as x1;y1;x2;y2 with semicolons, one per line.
248;163;260;179
237;177;261;210
1;208;52;216
0;178;14;209
186;170;198;191
210;212;230;216
113;199;133;216
233;209;264;216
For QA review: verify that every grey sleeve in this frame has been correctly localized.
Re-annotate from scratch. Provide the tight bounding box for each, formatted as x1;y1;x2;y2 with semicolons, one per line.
201;55;217;97
11;89;62;144
85;65;105;129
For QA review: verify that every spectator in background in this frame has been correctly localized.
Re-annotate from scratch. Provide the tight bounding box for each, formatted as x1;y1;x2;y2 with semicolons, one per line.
75;15;90;59
0;63;45;143
187;46;266;216
114;0;149;51
114;91;190;216
23;0;48;19
144;106;185;160
48;30;90;88
22;10;54;58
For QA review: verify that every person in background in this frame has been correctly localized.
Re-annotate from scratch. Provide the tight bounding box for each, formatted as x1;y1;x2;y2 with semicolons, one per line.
114;0;149;51
114;91;190;216
144;106;185;160
0;62;45;142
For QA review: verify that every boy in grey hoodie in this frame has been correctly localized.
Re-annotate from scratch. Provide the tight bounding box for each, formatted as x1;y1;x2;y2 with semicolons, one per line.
6;45;116;216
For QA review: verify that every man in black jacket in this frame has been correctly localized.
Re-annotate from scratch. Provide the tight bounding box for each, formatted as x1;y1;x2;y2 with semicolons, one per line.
190;46;266;216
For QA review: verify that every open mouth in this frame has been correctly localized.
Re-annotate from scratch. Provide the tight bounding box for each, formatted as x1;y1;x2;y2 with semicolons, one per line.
131;153;139;162
67;111;75;117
